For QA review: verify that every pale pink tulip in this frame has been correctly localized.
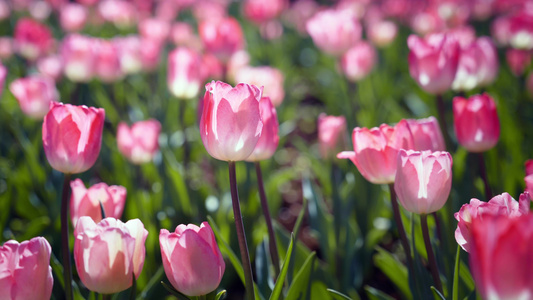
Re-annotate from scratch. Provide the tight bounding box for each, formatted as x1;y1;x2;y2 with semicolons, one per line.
61;34;95;82
234;66;285;106
367;20;398;48
340;41;377;82
160;222;225;296
114;36;142;75
318;113;347;159
140;38;163;72
98;0;137;29
9;75;58;119
93;39;123;82
246;97;279;161
139;18;170;43
0;37;13;61
37;55;63;81
407;117;446;152
117;119;161;164
0;0;9;21
60;3;88;32
452;37;499;91
167;47;202;99
199;17;244;62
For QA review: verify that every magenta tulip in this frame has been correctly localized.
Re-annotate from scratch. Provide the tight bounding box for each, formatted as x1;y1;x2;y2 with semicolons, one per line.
0;237;53;300
453;93;500;153
159;222;225;296
200;81;263;161
407;117;446;152
167;47;202;99
42;102;105;174
14;18;52;60
74;217;148;294
318;113;347;159
117;119;161;164
452;37;499;91
9;75;59;119
245;97;279;161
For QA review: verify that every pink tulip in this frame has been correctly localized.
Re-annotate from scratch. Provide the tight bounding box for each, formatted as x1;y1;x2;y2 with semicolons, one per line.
407;117;446;152
93;39;123;83
70;178;126;228
61;34;95;82
114;36;142;75
454;192;531;252
234;66;285;107
226;50;250;83
200;53;224;81
60;3;88;32
159;222;225;296
407;33;460;94
367;20;398;48
306;8;362;56
74;217;148;294
0;237;53;300
14;18;53;61
469;214;533;300
139;18;170;42
526;159;533;176
167;47;202;99
98;0;137;29
452;37;499;91
245;97;279;161
9;75;58;119
337;119;415;184
453;93;500;153
170;22;201;49
340;41;377;82
283;0;318;35
140;38;163;72
37;55;63;81
0;63;6;97
200;81;263;161
199;17;244;62
318;113;347;159
508;11;533;50
0;37;14;61
0;0;9;21
394;150;452;214
42;102;105;174
243;0;286;24
117;119;161;164
506;48;531;76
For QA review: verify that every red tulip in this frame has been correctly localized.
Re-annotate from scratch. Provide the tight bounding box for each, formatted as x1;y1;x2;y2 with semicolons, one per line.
42;102;105;174
167;47;202;99
318;113;347;159
160;222;225;296
234;66;285;106
199;17;244;62
0;237;53;300
14;18;53;60
453;93;500;153
117;119;161;164
245;97;279;161
9;75;59;119
340;41;377;82
337;120;415;184
407;117;446;152
200;81;263;161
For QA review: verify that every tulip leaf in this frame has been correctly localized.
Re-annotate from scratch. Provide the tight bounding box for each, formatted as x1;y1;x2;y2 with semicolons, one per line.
431;287;446;300
373;247;412;299
214;290;227;300
160;281;191;300
269;233;294;300
452;245;460;300
364;286;395;300
327;288;353;300
285;252;316;300
255;238;274;297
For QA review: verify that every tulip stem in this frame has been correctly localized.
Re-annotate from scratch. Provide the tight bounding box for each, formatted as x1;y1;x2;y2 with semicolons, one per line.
60;173;73;300
388;184;413;276
254;162;281;278
420;214;443;294
436;94;451;150
478;152;492;199
228;161;255;300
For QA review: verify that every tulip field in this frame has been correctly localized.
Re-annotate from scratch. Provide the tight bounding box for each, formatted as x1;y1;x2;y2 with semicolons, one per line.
2;0;533;299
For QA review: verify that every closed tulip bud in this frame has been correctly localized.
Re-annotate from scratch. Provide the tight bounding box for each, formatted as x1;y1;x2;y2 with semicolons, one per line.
60;3;88;32
61;34;95;82
74;217;148;294
93;39;123;83
246;97;279;161
306;8;362;56
407;117;446;151
37;55;63;81
14;18;53;61
160;222;225;297
454;192;531;252
200;81;263;161
117;119;161;164
0;237;53;300
394;150;452;214
407;33;460;94
9;75;59;119
340;41;377;82
199;17;244;62
318;113;347;159
469;214;533;300
453;93;500;153
167;47;202;99
337;119;415;184
234;66;285;106
70;178;126;228
42;102;105;174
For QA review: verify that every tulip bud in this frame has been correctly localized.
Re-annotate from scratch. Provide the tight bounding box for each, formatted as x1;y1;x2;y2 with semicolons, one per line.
406;117;446;152
234;66;285;106
199;17;244;62
318;113;347;159
70;178;126;228
160;222;225;296
9;75;59;119
200;81;263;161
245;97;279;161
453;93;500;153
117;119;161;164
74;217;148;294
42;102;105;174
340;41;377;82
167;47;203;99
0;237;53;300
14;18;53;61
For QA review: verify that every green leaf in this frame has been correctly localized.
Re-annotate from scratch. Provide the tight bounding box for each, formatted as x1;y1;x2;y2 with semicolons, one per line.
452;245;461;300
373;247;412;299
327;289;353;300
431;287;446;300
269;234;294;300
364;286;395;300
459;261;475;290
285;252;316;300
161;281;191;300
215;290;227;300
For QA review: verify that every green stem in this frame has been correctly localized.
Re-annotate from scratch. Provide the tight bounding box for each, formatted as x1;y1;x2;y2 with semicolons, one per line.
421;214;443;294
388;184;414;275
228;161;255;300
478;152;492;199
61;173;73;300
254;162;281;278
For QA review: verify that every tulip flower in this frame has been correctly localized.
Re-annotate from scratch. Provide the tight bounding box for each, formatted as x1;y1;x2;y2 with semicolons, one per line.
454;192;531;252
453;93;500;153
199;81;263;162
337;119;415;184
407;117;446;152
200;53;224;81
70;178;126;228
340;41;377;82
407;33;460;94
93;39;123;83
318;113;347;159
506;48;531;76
60;3;88;32
14;18;53;60
394;150;452;214
139;18;170;42
37;55;63;81
243;0;286;24
98;0;137;29
74;217;148;294
117;119;161;164
452;37;499;91
367;20;398;47
114;36;143;75
167;47;202;99
245;97;279;162
160;222;225;297
42;102;105;174
61;34;95;82
0;237;53;300
469;214;533;300
199;17;244;62
170;22;201;49
234;66;285;107
140;38;163;72
10;75;59;119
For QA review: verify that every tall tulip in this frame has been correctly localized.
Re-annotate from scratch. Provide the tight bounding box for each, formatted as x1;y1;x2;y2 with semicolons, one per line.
407;117;446;152
160;222;225;296
117;119;161;164
318;113;347;159
167;47;202;99
9;75;59;119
